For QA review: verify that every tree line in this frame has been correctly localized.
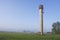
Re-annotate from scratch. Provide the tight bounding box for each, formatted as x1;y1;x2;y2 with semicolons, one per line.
52;22;60;34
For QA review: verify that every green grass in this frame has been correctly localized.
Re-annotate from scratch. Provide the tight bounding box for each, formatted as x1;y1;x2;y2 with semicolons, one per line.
0;32;60;40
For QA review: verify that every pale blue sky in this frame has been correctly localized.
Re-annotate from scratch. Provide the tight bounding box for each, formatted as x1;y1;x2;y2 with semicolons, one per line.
0;0;60;32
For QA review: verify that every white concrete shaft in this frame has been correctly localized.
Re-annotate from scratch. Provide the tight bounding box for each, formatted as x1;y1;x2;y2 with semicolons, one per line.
39;9;43;35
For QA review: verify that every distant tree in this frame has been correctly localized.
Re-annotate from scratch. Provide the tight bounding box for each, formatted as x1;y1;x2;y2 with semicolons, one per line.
52;22;60;34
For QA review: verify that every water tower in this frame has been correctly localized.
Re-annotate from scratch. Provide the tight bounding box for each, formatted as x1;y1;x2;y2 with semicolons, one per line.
39;5;43;35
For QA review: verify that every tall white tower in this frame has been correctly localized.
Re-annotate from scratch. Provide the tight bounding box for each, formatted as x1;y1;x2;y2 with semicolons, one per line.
39;5;43;35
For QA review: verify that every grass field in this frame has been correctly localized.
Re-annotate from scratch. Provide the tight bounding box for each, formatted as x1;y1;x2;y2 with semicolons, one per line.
0;32;60;40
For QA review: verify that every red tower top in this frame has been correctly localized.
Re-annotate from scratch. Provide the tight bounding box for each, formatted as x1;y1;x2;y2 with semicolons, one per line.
39;5;43;9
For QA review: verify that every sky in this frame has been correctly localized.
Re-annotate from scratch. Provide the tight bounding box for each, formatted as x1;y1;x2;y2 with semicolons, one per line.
0;0;60;32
